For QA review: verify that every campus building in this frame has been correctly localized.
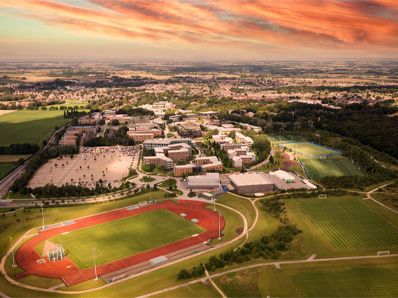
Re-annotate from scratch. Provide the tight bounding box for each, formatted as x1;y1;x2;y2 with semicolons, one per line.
143;138;192;150
227;172;274;194
176;123;202;138
235;133;253;147
143;154;173;170
154;143;192;162
220;143;244;151
199;111;218;118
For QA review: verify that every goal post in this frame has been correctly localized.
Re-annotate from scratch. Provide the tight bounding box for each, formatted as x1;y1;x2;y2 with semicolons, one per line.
319;156;327;159
48;244;64;262
318;194;327;199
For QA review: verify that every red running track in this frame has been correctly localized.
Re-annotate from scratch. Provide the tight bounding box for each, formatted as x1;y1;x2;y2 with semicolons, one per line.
15;201;224;286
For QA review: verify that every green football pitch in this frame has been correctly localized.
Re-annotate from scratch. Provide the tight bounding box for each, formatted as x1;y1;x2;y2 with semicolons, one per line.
38;209;205;269
0;110;70;147
294;268;398;297
279;141;341;157
300;157;365;180
298;199;398;249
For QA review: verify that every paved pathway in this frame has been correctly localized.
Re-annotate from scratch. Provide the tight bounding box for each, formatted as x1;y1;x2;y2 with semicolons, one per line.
366;182;398;214
205;268;227;298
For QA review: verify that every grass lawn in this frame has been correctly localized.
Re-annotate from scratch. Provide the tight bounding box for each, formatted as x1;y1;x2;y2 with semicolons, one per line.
0;154;32;163
248;201;280;242
294;268;398;297
206;204;244;244
0;110;71;147
278;141;341;158
298;199;398;249
167;133;175;138
0;163;17;179
217;193;256;229
215;256;398;298
1;191;33;200
152;281;221;298
35;209;205;269
158;178;177;188
0;207;19;213
139;176;156;182
300;157;365;180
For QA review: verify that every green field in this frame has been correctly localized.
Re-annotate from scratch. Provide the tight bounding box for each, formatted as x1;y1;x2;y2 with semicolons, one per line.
0;163;16;179
0;154;32;163
0;110;71;147
37;209;205;269
300;157;365;179
294;268;398;297
279;141;341;157
298;199;398;249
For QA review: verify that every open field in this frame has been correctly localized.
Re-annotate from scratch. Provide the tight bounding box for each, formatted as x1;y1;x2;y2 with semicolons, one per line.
35;209;205;269
278;141;342;158
214;257;398;298
0;110;16;116
0;163;16;179
300;157;365;179
294;268;398;297
298;199;398;249
217;193;256;229
0;154;32;163
28;146;137;188
0;110;71;147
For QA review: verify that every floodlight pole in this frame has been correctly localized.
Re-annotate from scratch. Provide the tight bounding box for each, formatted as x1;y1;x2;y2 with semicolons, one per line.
213;197;216;211
41;206;44;229
93;248;98;281
218;212;221;240
10;237;16;267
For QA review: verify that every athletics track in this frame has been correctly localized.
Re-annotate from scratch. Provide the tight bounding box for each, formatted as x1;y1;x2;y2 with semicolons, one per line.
15;201;224;286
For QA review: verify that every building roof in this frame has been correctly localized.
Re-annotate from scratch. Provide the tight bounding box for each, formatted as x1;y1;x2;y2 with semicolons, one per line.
228;172;273;186
187;173;220;187
270;170;295;181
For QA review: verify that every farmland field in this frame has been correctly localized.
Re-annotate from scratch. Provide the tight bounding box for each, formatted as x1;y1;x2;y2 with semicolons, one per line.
0;163;16;179
0;110;70;147
298;199;398;248
278;141;341;157
294;268;398;297
300;157;365;179
35;209;205;269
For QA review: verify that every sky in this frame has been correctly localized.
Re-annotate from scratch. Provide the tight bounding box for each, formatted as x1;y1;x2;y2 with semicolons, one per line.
0;0;398;61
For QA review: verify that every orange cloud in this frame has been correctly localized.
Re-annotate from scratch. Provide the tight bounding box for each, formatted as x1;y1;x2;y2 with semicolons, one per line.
1;0;398;55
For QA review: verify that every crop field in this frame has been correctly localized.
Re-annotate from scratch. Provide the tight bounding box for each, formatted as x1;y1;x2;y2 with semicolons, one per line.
0;110;70;147
36;209;205;269
300;157;365;179
298;199;398;249
278;141;341;158
0;163;16;179
294;268;398;297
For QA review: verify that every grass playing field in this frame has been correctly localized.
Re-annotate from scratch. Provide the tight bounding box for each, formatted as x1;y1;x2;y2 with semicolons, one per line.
294;268;398;297
37;209;205;269
0;110;70;147
298;199;398;249
278;141;341;157
300;157;365;179
0;163;16;179
0;154;32;163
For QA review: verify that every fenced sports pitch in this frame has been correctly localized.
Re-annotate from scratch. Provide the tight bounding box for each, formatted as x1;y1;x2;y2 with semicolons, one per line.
277;141;342;158
299;157;365;180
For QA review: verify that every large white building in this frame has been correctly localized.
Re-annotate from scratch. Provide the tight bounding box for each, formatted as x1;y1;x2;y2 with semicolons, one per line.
186;173;220;189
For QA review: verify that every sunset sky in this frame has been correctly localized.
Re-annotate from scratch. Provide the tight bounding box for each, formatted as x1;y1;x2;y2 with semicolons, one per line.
1;0;398;61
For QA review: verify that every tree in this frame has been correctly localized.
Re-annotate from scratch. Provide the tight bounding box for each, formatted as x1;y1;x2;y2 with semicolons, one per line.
111;119;120;126
99;119;105;125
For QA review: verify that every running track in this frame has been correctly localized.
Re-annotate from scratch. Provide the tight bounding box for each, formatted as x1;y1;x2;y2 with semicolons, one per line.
15;201;224;286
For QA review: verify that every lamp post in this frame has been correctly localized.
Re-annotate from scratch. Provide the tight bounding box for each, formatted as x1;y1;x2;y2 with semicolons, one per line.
93;248;98;281
10;237;16;267
213;197;216;211
218;212;221;240
41;206;44;229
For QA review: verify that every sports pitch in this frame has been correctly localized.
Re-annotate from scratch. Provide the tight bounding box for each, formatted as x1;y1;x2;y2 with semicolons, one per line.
300;157;365;179
298;199;398;249
37;209;205;269
278;141;342;158
294;268;398;297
